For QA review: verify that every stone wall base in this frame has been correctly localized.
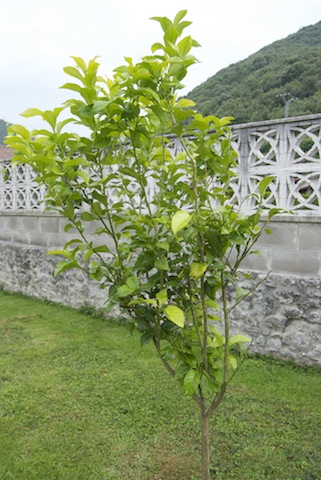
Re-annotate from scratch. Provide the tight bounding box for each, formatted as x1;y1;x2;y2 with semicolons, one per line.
0;242;320;366
230;274;321;366
0;242;107;310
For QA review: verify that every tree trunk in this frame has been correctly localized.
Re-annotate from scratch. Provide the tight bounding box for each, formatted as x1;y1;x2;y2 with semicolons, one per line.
201;410;211;480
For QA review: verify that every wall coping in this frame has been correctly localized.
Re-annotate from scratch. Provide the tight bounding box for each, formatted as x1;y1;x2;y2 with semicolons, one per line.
1;210;321;224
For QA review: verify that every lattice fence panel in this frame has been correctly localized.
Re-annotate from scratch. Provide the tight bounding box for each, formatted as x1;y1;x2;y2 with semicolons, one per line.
1;116;321;214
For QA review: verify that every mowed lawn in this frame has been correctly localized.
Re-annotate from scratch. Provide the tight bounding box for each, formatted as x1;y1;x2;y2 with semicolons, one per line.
0;290;320;480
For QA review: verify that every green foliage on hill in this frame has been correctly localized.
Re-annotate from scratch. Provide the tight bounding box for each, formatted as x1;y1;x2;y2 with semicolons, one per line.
0;119;9;144
188;21;321;123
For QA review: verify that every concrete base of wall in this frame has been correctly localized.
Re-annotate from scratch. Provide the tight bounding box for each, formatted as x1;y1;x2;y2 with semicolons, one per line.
0;242;320;366
1;212;321;277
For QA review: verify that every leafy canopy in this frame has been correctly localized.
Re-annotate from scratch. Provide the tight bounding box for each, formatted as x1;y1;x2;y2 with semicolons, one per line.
6;10;277;411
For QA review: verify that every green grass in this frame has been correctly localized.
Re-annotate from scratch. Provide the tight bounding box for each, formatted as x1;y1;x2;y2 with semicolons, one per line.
0;290;320;480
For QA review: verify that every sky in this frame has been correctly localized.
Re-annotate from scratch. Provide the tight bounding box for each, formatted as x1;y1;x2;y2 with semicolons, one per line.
1;0;321;130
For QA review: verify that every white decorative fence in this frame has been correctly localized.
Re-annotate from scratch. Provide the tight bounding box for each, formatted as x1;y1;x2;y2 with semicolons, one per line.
1;114;321;214
232;114;321;213
0;162;46;211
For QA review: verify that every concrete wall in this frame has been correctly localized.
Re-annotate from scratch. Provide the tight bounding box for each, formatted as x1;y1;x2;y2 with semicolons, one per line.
241;214;321;277
0;213;321;366
0;212;79;248
1;212;321;277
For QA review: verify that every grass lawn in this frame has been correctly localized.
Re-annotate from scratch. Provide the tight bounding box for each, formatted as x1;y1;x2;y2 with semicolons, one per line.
0;290;320;480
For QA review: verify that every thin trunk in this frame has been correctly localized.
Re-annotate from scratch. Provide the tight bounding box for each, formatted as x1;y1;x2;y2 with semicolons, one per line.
201;408;211;480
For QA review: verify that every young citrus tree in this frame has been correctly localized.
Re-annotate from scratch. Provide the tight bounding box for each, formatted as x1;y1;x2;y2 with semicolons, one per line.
6;11;277;479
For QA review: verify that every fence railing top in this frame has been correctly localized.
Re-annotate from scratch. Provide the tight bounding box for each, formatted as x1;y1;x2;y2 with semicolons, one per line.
232;113;321;131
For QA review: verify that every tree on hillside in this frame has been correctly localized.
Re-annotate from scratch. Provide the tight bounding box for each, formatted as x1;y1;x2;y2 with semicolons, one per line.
6;11;279;479
0;119;9;144
188;21;321;123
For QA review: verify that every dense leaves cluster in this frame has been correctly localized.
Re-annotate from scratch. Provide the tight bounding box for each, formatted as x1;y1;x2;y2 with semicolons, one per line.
188;21;321;123
6;8;276;405
6;12;278;479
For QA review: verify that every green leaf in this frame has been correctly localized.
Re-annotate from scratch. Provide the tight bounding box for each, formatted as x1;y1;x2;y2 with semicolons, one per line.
91;100;109;114
66;239;83;250
140;332;153;346
81;211;96;221
258;176;274;196
151;42;164;53
173;9;187;25
177;98;196;109
183;368;200;395
60;82;83;93
250;249;263;256
150;105;168;125
8;124;31;139
77;170;90;185
63;66;84;83
117;285;133;298
229;334;251;345
48;249;70;258
189;262;207;280
177;36;193;57
54;259;79;277
171;210;192;235
209;325;224;346
71;56;87;72
268;208;284;220
126;276;139;290
172;124;183;136
156;242;169;253
155;258;169;271
20;108;44;118
64;158;91;169
164;305;184;328
94;245;110;254
128;298;157;307
236;286;249;302
156;288;168;307
42;108;64;130
228;355;238;370
205;299;221;311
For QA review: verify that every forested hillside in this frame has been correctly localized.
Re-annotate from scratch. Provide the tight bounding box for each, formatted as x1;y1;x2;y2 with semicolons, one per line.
0;119;8;144
188;21;321;124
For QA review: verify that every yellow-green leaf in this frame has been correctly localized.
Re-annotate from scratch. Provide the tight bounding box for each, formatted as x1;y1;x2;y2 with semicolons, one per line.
164;305;184;328
229;334;251;345
171;210;192;235
20;108;44;118
258;176;274;196
156;288;168;307
117;285;133;298
128;298;157;307
190;262;208;280
228;354;238;370
64;158;91;169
